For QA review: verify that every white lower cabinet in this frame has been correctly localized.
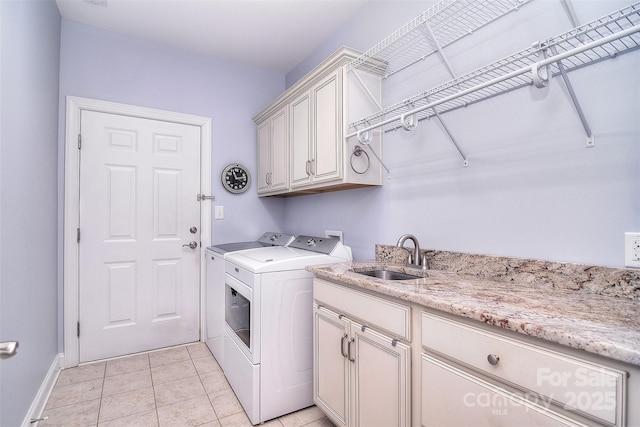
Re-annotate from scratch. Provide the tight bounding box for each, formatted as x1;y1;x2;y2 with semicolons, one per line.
421;354;581;426
313;279;411;427
420;312;627;427
312;277;635;427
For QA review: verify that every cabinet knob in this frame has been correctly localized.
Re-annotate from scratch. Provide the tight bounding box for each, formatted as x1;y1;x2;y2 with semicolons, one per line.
487;354;500;366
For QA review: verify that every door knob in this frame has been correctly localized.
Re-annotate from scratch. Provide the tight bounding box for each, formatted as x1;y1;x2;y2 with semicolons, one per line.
182;241;198;249
0;341;19;358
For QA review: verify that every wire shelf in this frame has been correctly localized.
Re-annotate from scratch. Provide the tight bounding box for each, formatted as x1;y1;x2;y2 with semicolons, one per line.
347;2;640;137
348;0;532;78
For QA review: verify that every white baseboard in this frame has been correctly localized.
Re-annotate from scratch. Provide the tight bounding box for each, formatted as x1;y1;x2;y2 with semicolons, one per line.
21;353;63;427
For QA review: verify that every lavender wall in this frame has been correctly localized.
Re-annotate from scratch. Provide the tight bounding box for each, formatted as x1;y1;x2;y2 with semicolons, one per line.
0;1;61;425
59;19;288;244
58;20;289;347
283;0;640;267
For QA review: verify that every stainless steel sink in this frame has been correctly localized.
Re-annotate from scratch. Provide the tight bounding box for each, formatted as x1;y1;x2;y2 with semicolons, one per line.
355;269;422;281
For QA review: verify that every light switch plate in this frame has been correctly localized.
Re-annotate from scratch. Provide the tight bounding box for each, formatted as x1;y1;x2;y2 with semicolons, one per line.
215;205;224;220
624;232;640;268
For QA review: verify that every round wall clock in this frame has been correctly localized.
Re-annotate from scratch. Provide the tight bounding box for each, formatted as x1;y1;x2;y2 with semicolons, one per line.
221;163;251;194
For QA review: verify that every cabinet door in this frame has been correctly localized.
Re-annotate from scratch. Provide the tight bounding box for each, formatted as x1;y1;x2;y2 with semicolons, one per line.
256;120;271;193
269;107;289;192
352;322;411;427
421;354;581;427
290;92;312;188
205;251;225;367
314;305;350;427
312;70;342;183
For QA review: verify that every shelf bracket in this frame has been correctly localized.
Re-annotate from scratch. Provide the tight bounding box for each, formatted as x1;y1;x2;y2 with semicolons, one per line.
356;129;391;178
421;24;468;166
349;67;387;177
349;69;383;110
429;100;469;167
423;22;458;79
548;45;595;147
560;0;580;29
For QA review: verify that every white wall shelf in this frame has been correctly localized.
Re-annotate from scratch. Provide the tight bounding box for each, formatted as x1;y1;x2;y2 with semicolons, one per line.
346;1;640;165
347;0;533;79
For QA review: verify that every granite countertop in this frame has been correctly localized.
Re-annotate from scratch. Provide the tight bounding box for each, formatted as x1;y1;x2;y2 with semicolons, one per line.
307;256;640;367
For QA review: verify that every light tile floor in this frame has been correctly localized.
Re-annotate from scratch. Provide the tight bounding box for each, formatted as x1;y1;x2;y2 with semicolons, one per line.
40;343;334;427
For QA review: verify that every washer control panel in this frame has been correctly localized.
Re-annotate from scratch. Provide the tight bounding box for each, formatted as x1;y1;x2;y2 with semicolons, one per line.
289;235;340;254
256;232;295;246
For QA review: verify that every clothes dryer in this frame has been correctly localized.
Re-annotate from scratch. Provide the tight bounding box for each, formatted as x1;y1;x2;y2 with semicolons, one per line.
223;236;351;425
205;232;293;367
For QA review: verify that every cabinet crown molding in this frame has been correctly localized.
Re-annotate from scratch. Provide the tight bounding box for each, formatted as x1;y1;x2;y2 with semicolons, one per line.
253;46;362;124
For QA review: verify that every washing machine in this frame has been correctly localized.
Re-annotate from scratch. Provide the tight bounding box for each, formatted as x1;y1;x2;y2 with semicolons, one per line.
205;232;294;367
223;235;352;425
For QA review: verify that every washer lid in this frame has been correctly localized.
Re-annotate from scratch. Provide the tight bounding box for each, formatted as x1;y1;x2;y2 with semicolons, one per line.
207;241;265;255
207;232;294;254
226;245;351;273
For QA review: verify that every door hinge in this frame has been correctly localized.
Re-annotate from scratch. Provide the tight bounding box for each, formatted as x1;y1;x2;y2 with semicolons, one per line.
78;134;82;150
77;321;80;338
77;228;80;243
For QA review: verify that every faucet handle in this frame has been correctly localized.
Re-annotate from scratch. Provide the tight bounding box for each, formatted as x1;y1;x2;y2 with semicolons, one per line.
421;252;429;270
407;252;414;265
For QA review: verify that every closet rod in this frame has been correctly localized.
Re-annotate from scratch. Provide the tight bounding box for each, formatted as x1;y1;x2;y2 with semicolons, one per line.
346;23;640;140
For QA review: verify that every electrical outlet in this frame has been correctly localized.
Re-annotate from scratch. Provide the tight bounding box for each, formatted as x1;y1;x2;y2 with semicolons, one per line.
624;232;640;268
325;229;344;242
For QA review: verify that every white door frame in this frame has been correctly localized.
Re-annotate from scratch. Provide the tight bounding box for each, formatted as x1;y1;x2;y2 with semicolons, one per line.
63;96;212;368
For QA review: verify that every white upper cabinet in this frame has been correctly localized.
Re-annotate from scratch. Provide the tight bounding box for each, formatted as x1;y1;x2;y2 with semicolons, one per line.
290;91;312;188
256;106;289;195
253;47;383;197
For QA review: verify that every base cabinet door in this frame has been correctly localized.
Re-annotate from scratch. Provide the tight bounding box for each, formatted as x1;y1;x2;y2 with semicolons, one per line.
314;304;350;427
421;354;582;427
352;322;410;427
313;303;410;427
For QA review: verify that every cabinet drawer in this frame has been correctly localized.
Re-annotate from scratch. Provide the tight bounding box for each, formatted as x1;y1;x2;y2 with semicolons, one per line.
314;279;410;341
421;354;580;427
421;312;626;426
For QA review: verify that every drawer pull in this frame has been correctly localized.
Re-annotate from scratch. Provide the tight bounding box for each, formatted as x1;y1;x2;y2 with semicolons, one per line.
235;267;239;273
487;354;500;365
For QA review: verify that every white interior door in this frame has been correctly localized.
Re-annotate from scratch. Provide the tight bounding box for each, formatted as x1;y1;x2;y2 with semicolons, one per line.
78;110;201;362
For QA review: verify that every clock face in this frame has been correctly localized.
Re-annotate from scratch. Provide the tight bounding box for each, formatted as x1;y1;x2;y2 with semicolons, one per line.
222;163;251;194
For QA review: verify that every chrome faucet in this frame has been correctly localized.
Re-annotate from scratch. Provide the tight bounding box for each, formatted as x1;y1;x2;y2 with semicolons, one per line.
396;234;429;269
